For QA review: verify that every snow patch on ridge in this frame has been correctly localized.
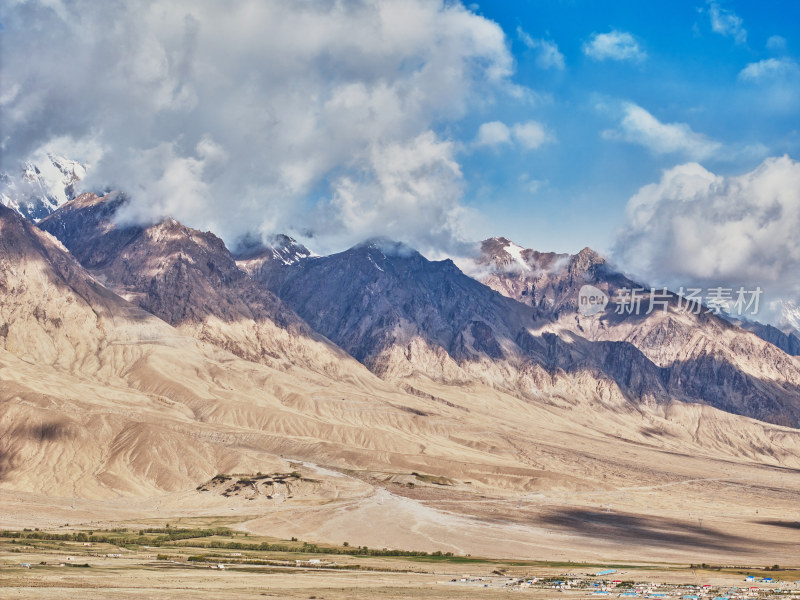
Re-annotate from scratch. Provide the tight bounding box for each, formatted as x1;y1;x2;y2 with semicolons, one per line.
504;241;531;271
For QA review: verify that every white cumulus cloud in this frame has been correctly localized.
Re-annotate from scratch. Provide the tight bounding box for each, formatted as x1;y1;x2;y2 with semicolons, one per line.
511;121;553;149
707;1;747;44
474;121;512;148
0;0;519;254
766;35;787;51
614;156;800;324
739;57;800;81
583;30;646;63
603;103;721;160
320;131;471;253
737;57;800;113
473;120;553;150
517;27;565;70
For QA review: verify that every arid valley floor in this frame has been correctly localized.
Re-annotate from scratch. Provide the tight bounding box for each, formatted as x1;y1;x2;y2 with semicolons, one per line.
1;519;799;599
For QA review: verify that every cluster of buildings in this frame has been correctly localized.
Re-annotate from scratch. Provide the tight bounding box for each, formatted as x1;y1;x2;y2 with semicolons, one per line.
445;570;800;599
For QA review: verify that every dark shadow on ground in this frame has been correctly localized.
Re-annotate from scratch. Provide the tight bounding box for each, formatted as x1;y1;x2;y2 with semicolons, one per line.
540;509;764;554
754;519;800;530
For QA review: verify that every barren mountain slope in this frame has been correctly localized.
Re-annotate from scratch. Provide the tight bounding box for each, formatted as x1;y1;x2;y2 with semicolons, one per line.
736;320;800;356
39;193;368;381
470;237;800;427
242;237;800;427
4;342;800;563
3;204;800;563
0;202;180;372
242;240;652;382
0;203;464;496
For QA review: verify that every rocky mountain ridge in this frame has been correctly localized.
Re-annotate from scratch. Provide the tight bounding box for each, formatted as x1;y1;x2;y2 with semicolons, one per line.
8;193;800;430
38;193;371;381
241;235;800;427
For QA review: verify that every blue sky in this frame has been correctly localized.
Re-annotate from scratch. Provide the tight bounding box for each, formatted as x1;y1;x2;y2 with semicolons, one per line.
452;0;800;254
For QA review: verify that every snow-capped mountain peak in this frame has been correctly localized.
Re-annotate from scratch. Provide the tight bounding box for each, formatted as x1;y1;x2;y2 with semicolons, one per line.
0;153;87;221
235;233;317;266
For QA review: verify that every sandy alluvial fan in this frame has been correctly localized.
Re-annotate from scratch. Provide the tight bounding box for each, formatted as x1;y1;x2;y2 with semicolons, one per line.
2;197;800;563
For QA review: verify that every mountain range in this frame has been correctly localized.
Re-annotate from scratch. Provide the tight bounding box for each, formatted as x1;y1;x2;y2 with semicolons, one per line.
234;229;800;427
2;189;800;563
